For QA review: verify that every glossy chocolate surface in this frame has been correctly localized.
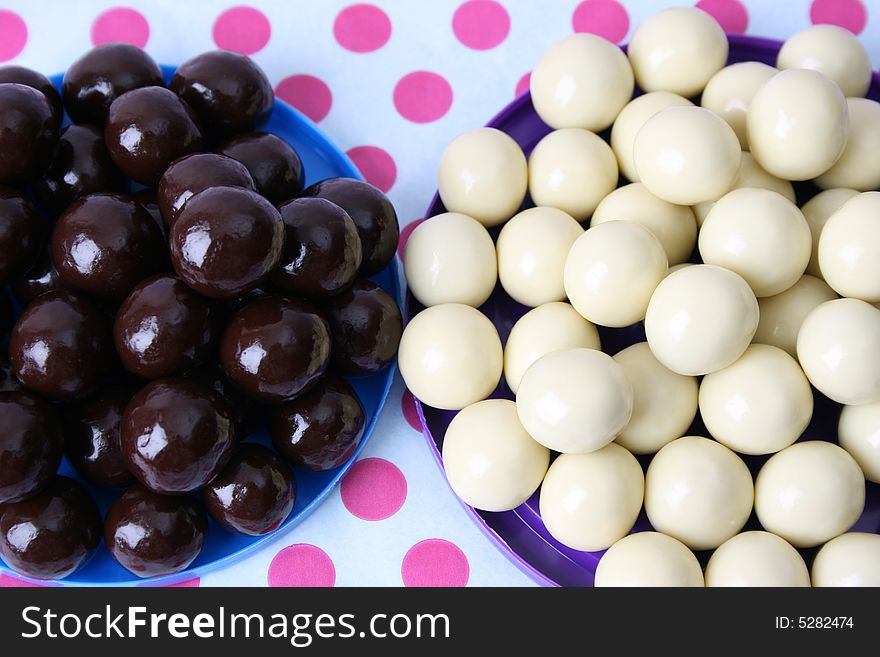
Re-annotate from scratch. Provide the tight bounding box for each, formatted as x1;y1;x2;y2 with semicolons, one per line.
114;274;220;379
271;197;363;297
0;186;43;285
9;291;116;400
131;187;165;236
35;124;125;213
62;43;164;125
0;476;101;580
304;177;399;275
183;363;260;436
0;349;23;392
203;443;295;535
121;377;236;494
170;51;274;138
62;388;134;488
104;483;207;578
0;287;11;344
105;86;205;185
51;193;166;300
11;247;62;306
321;279;401;375
220;296;331;404
217;132;304;205
169;186;284;299
158;153;255;228
0;83;58;186
0;391;64;504
0;65;63;126
270;377;365;471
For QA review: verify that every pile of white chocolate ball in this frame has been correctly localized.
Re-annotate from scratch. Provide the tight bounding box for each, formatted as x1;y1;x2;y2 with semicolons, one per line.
400;7;880;587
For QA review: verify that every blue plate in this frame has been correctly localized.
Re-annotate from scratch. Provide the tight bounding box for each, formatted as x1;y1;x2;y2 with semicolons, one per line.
0;66;400;587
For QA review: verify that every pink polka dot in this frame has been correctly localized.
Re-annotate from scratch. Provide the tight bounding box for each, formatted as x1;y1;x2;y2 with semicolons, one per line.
572;0;630;43
91;7;150;47
213;6;271;54
453;1;510;51
401;386;423;430
268;544;336;587
394;71;453;124
346;145;397;193
696;0;749;34
341;457;407;521
166;577;200;587
334;4;391;53
810;0;867;34
275;75;333;123
0;10;27;62
0;573;43;587
515;72;531;97
402;539;470;587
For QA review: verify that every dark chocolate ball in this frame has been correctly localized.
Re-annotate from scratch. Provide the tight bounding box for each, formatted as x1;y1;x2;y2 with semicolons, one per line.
169;186;284;299
0;476;101;580
0;187;43;285
220;297;331;404
271;197;363;297
203;443;295;535
0;349;23;392
182;363;260;436
130;187;165;236
61;389;134;488
11;247;62;306
121;377;236;494
114;273;221;379
51;193;166;300
104;483;207;578
61;43;164;125
105;86;205;185
0;83;59;185
303;177;399;275
270;378;365;471
9;291;115;400
217;132;304;205
34;124;125;213
0;65;63;126
0;391;64;504
170;51;274;138
0;286;11;344
158;153;255;229
321;279;401;375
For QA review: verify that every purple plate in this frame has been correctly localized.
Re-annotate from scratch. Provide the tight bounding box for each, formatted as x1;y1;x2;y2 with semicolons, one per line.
410;34;880;587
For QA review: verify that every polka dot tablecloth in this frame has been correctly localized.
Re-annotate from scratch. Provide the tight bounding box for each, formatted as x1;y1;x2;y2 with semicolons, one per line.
1;0;878;588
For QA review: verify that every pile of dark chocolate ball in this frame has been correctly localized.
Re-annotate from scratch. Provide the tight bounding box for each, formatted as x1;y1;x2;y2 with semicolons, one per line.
0;44;402;581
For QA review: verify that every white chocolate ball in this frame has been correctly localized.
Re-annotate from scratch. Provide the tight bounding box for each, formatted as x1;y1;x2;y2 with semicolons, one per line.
591;182;697;265
441;399;550;512
699;188;811;297
816;99;880;191
539;445;644;552
645;436;754;550
701;62;777;150
705;531;810;587
503;302;600;395
777;24;872;98
404;212;497;308
496;207;583;307
797;298;880;405
564;221;668;328
611;92;693;182
812;533;880;587
645;265;759;376
530;33;634;132
753;275;838;358
747;68;848;180
627;7;728;97
595;532;703;587
802;188;859;278
613;342;698;455
528;128;618;221
699;344;814;455
838;401;880;483
438;128;527;227
634;106;741;205
755;441;865;548
398;304;502;410
819;192;880;302
516;348;633;453
667;262;693;276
